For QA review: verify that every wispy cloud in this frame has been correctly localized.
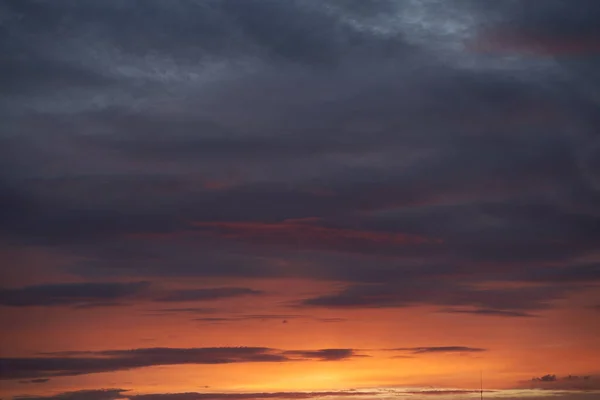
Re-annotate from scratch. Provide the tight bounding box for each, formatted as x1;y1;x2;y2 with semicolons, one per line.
10;388;497;400
14;389;128;400
18;378;50;385
387;346;487;355
282;349;366;361
0;282;150;307
438;308;538;318
523;374;600;391
0;283;265;308
153;287;263;302
297;282;570;312
0;347;366;379
192;314;345;324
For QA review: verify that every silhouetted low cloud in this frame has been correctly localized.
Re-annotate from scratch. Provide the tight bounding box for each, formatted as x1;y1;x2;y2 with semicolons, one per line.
298;281;568;312
0;283;265;308
0;347;363;379
283;349;364;361
0;282;149;307
388;346;487;354
143;308;220;316
534;374;558;382
18;378;50;384
11;388;498;400
154;287;263;302
525;374;600;390
15;389;128;400
439;308;538;318
136;391;386;400
192;314;345;324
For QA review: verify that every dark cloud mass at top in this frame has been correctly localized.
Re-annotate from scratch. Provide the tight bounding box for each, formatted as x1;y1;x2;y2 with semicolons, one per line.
3;3;600;400
1;0;600;316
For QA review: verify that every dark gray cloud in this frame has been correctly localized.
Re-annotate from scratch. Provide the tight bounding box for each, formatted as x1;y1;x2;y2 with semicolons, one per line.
18;379;50;385
14;389;128;400
130;391;375;400
387;347;487;355
12;388;387;400
0;346;362;380
525;374;600;391
297;281;571;312
145;307;220;316
0;282;149;307
1;0;599;322
438;308;538;318
191;314;346;324
0;283;265;307
282;349;364;361
154;287;263;302
11;388;498;400
521;264;600;283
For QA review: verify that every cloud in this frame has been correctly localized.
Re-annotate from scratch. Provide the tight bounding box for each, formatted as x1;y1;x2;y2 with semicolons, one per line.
14;389;387;400
0;347;362;380
297;281;570;311
154;287;263;302
14;389;128;400
144;308;220;316
1;0;599;348
283;349;365;361
525;374;600;391
438;308;538;318
520;264;600;284
1;3;600;398
192;314;346;324
10;388;498;400
533;374;558;382
18;378;50;384
14;386;600;400
0;282;149;307
403;390;490;396
467;0;600;56
387;346;487;355
470;35;600;56
187;220;441;253
0;283;267;308
130;392;373;400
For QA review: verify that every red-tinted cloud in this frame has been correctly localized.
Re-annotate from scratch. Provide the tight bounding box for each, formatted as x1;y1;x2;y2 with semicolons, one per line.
192;220;441;250
468;32;600;56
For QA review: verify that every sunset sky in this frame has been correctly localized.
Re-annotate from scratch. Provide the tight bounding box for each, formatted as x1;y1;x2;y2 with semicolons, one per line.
1;1;600;400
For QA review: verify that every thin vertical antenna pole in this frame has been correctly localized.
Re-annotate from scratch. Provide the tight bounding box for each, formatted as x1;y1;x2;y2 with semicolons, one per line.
480;370;483;400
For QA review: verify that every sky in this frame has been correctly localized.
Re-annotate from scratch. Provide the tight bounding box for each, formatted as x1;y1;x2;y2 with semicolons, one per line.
1;1;600;399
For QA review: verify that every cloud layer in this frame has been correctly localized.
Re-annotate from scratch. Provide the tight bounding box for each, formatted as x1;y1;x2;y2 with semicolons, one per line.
0;347;367;379
0;283;264;308
1;0;600;398
1;1;599;311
